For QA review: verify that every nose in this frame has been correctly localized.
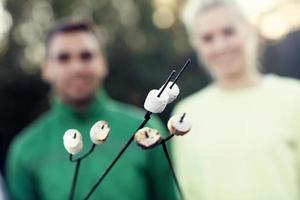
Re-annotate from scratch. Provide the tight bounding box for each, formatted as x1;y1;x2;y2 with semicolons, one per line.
213;35;228;54
70;59;86;73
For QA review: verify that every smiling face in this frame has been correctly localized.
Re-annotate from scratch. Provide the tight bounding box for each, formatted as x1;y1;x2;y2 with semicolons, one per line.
42;31;107;106
194;5;254;81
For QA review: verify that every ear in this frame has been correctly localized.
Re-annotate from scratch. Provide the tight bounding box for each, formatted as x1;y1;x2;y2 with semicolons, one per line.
41;61;53;83
97;54;109;79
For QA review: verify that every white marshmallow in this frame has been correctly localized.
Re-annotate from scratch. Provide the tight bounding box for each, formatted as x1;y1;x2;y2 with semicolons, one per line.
63;129;83;155
167;114;192;136
144;89;169;113
90;120;110;144
160;82;180;103
134;127;162;149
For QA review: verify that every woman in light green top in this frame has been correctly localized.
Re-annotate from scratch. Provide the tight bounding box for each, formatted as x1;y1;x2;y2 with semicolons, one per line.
173;0;300;200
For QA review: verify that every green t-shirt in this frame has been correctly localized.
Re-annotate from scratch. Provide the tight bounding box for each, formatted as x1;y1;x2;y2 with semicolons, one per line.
6;91;177;200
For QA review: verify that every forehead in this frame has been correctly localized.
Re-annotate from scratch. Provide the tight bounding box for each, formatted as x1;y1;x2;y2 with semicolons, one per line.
196;5;240;34
48;32;100;54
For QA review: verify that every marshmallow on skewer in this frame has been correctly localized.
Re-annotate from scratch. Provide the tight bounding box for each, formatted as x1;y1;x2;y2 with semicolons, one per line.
63;129;83;155
134;127;162;149
167;113;192;136
90;120;110;144
144;89;169;113
160;82;180;103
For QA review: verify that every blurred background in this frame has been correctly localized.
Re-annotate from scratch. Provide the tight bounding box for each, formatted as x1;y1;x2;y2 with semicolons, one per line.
0;0;300;173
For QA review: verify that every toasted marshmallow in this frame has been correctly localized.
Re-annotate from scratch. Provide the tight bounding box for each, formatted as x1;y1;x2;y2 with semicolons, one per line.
134;127;162;149
63;129;83;155
90;121;110;144
144;89;169;113
167;114;192;136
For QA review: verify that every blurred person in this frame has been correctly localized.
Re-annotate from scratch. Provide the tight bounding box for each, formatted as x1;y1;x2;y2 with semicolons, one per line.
6;20;176;200
172;0;300;200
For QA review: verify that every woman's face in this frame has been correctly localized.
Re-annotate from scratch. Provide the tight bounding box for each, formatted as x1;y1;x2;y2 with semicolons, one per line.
195;5;251;80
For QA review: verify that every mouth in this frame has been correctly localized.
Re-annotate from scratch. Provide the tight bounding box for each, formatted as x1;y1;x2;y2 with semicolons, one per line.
69;77;94;91
72;78;88;86
214;53;236;65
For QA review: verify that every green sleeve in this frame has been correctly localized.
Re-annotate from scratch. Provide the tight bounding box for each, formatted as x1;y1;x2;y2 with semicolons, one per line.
145;116;178;200
6;136;38;200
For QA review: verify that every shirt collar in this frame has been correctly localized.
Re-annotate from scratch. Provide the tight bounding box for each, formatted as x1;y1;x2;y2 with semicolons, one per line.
52;90;110;120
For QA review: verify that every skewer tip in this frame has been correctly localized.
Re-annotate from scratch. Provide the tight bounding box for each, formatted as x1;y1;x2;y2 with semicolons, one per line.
179;113;186;123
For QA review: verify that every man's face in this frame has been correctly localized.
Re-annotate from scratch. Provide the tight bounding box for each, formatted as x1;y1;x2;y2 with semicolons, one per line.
43;31;107;105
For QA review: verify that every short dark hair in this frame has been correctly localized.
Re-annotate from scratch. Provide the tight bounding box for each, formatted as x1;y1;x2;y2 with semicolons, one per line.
45;20;101;53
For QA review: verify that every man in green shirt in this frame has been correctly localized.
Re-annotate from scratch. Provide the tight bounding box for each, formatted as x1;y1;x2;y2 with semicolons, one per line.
6;20;176;200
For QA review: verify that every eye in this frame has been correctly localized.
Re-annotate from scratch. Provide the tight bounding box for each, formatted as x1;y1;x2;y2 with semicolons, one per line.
201;33;214;43
222;26;235;37
56;52;71;63
80;51;94;62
